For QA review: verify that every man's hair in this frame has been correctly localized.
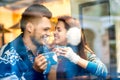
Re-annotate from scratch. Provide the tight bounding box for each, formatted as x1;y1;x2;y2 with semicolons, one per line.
20;4;52;32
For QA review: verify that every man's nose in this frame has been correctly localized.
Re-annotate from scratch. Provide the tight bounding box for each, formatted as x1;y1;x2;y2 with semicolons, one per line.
46;30;51;36
53;31;57;37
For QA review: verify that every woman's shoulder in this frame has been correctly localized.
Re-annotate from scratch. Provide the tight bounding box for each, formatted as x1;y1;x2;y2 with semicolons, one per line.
85;50;93;57
85;50;97;61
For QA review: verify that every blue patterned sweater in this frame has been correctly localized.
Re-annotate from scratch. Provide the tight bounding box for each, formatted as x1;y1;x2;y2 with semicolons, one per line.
0;34;46;80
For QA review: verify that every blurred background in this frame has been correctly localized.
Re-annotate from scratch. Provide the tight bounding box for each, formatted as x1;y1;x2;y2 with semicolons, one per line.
0;0;119;79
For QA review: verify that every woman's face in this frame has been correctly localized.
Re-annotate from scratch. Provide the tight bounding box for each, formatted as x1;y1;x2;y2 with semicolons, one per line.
54;21;67;46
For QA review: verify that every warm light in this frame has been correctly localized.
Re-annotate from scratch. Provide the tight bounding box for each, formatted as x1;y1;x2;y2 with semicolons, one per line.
43;0;71;17
0;0;71;45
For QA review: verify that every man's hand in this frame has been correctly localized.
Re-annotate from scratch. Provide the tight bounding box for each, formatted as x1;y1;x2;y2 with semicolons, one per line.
33;54;47;72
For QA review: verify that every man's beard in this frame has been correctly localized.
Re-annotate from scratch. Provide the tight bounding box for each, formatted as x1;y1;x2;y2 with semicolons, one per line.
30;36;45;53
30;36;43;47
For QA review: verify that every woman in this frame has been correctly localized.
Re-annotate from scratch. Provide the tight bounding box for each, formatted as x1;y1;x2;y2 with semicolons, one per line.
53;16;108;80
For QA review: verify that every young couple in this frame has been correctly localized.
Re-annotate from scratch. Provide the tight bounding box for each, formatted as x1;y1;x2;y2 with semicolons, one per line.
0;4;107;80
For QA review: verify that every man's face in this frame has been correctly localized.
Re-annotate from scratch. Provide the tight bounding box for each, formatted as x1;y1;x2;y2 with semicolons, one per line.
30;17;52;46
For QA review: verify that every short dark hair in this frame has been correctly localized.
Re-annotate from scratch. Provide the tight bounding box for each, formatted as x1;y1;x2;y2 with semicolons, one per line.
20;4;52;32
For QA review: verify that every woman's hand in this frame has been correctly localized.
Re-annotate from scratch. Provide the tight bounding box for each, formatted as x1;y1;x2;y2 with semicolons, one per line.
53;47;80;64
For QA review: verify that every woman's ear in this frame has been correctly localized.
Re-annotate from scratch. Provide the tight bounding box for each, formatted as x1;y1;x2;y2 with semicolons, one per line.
66;27;81;46
26;22;34;33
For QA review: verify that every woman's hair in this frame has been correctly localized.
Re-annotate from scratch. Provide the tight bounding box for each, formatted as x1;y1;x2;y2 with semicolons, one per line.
57;16;72;30
78;30;94;60
57;16;94;60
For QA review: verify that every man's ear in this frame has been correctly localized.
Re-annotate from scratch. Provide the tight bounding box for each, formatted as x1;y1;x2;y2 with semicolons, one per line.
26;22;34;33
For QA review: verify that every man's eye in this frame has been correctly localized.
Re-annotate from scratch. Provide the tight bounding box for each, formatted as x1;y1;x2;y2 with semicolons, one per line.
44;28;50;31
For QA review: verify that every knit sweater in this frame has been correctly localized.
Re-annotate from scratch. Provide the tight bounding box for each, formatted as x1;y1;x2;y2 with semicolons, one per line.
56;45;108;80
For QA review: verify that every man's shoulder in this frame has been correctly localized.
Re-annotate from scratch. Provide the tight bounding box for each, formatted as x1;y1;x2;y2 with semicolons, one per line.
0;43;22;64
1;42;14;55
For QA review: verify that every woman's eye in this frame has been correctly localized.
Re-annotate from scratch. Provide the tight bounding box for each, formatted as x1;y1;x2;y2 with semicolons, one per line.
58;30;61;32
57;29;61;32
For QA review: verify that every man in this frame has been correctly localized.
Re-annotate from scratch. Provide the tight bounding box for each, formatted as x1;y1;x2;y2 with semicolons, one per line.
0;4;52;80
